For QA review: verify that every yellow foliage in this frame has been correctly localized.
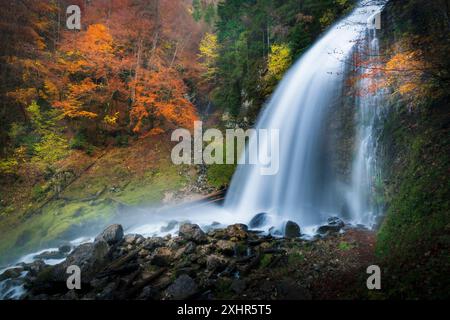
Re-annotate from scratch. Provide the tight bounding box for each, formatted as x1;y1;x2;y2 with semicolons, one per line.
266;44;292;82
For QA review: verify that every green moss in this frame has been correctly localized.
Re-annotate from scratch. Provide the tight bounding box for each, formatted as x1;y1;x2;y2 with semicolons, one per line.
260;254;273;268
376;104;450;299
338;241;353;251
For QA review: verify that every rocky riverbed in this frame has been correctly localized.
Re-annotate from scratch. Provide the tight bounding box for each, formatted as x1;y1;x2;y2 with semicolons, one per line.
0;218;376;300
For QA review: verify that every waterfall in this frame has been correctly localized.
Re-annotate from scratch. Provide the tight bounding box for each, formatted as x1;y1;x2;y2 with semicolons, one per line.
346;24;385;227
224;1;386;232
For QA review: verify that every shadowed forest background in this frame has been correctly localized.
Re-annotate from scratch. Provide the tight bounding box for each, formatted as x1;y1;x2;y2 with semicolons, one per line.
0;0;449;299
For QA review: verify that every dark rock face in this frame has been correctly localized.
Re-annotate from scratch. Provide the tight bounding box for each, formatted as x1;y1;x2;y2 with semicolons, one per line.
95;224;124;245
249;213;269;229
164;275;198;300
284;221;301;238
179;224;207;244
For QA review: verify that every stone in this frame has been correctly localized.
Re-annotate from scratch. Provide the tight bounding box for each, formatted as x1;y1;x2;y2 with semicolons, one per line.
0;268;23;281
216;240;235;256
206;254;228;271
165;275;198;300
58;245;72;254
124;234;141;244
34;250;66;261
174;242;196;259
179;224;207;243
317;217;345;235
249;213;269;229
150;247;173;267
226;224;249;240
95;224;124;245
284;221;301;238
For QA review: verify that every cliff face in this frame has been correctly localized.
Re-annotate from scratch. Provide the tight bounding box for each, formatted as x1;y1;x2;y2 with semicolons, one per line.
374;0;450;299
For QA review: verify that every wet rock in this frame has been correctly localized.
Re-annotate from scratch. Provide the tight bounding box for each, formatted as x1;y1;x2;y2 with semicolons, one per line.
58;245;72;254
164;275;198;300
226;224;248;240
206;254;228;271
143;237;166;250
216;240;235;256
34;250;66;261
95;224;124;245
0;268;23;281
174;241;196;259
284;221;301;238
23;260;46;276
150;247;173;267
179;224;207;244
249;213;269;229
124;234;144;245
317;217;345;235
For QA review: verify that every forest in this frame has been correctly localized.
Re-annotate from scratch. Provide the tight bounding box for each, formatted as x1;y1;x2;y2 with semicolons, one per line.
0;0;448;301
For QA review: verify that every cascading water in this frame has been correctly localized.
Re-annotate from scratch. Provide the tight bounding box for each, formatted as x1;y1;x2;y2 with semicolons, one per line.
225;1;386;231
0;2;389;299
346;23;385;227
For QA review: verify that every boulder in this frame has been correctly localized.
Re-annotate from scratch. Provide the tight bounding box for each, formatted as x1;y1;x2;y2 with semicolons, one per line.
58;245;72;254
174;242;196;259
317;217;345;235
95;224;124;245
226;224;248;240
216;240;235;256
0;267;23;281
206;254;228;271
249;213;269;229
165;275;198;300
284;221;301;238
179;224;207;243
150;247;173;267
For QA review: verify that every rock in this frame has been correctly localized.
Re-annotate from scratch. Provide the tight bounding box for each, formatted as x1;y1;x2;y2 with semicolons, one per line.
179;224;207;243
143;237;165;250
58;245;72;254
95;224;124;245
0;268;23;281
174;242;196;259
216;240;235;256
34;250;66;261
161;220;178;233
124;234;144;245
317;217;345;235
328;216;345;228
206;254;228;271
150;247;173;267
249;213;269;229
284;221;301;238
226;224;248;240
165;275;198;300
92;239;111;263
